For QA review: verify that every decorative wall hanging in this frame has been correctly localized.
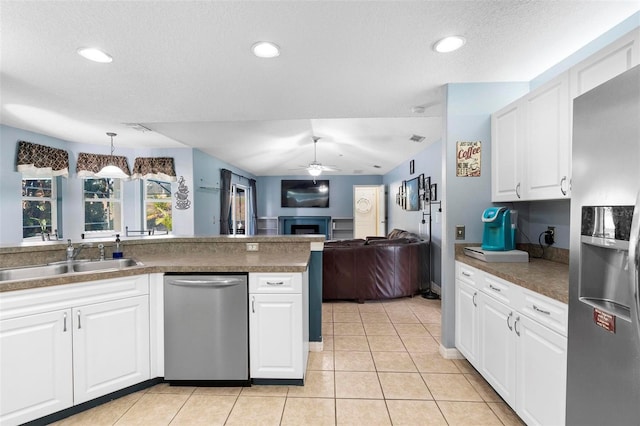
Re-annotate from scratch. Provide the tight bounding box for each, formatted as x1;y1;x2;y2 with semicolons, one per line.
16;140;70;177
409;159;415;175
174;176;191;209
131;157;177;181
456;141;481;177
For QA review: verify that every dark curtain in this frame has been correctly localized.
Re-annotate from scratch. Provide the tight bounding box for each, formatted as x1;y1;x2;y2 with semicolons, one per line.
220;168;232;234
249;178;258;235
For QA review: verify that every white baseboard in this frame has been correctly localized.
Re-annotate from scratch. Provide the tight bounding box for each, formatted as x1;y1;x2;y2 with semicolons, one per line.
439;344;465;359
309;341;323;352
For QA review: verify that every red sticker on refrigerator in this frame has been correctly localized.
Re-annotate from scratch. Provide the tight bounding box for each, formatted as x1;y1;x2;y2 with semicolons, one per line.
593;308;616;333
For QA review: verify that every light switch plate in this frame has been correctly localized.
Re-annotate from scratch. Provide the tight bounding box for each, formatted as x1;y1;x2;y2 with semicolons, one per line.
455;225;465;240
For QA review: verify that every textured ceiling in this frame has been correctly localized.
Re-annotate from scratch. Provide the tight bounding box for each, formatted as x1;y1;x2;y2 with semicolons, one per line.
1;1;639;175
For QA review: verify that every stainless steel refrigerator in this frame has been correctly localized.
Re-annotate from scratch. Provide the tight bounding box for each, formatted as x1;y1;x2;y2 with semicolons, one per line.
566;65;640;425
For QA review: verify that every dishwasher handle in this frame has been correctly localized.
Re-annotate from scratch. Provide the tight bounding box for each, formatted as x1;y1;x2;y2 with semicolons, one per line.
167;278;245;288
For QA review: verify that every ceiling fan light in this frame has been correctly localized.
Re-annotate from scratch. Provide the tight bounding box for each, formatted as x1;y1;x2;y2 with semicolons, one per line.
308;165;322;177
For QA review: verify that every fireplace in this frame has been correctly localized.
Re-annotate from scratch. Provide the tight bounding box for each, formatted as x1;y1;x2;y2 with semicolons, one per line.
291;224;320;235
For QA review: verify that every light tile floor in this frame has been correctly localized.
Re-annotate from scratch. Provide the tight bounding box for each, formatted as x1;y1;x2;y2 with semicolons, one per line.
52;297;525;425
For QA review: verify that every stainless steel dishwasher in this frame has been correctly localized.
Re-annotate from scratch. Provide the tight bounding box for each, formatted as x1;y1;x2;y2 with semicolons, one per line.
164;273;249;386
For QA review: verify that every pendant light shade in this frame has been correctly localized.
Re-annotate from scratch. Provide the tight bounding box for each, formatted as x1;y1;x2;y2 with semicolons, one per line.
96;132;129;179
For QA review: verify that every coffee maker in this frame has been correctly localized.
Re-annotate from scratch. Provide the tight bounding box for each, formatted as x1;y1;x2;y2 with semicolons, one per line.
481;207;515;251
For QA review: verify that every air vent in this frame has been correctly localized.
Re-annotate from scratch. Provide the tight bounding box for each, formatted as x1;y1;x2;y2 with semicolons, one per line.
124;123;152;132
410;134;425;143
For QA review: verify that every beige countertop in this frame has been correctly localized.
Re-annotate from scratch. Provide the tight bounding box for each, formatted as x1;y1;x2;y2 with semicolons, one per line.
0;239;315;293
455;252;569;304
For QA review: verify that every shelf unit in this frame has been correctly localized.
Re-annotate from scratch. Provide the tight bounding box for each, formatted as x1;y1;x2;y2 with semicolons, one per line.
331;217;354;240
257;217;279;235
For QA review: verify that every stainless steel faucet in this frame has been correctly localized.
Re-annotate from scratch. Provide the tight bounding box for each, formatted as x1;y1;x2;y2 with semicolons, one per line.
66;239;93;261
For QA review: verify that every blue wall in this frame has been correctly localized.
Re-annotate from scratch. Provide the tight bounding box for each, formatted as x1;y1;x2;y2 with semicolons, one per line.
257;175;383;219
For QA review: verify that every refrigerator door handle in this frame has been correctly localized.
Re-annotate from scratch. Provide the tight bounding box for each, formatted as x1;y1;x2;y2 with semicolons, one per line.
629;189;640;339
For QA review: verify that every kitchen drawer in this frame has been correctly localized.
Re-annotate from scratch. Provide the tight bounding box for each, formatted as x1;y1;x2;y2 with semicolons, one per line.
249;272;302;294
520;289;568;337
456;262;482;287
482;273;519;307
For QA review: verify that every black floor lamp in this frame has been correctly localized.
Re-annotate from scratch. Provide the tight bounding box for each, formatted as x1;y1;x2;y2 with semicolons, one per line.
421;177;440;300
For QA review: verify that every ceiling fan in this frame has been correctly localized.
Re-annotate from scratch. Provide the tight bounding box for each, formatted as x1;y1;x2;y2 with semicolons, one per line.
297;136;339;178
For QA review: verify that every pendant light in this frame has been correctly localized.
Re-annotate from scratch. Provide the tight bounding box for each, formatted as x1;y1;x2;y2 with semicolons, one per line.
96;132;129;179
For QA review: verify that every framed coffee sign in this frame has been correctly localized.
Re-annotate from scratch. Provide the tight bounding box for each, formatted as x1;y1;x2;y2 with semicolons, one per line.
456;141;481;177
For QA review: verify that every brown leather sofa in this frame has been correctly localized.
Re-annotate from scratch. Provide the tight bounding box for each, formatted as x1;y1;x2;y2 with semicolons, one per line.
322;229;430;302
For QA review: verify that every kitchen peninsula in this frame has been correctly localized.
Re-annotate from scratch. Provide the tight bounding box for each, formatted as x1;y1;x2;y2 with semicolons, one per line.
0;235;324;426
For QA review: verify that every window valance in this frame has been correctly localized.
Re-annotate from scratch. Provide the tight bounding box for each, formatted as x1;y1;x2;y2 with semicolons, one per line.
16;140;70;177
131;157;177;182
76;152;131;179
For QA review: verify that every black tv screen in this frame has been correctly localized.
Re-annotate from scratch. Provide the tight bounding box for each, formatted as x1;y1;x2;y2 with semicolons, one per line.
281;180;330;208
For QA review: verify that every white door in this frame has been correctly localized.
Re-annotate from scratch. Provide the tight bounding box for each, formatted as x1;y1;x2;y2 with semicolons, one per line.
478;293;517;405
73;296;150;404
249;293;303;379
516;314;567;426
0;310;73;426
455;280;480;368
353;185;385;238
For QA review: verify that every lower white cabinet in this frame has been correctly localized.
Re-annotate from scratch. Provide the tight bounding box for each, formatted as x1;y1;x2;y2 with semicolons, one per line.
455;262;567;426
0;276;150;426
249;271;309;380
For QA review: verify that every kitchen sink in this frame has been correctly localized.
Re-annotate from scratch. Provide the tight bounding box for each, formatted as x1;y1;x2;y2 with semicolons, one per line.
72;258;140;272
0;259;142;281
0;263;70;281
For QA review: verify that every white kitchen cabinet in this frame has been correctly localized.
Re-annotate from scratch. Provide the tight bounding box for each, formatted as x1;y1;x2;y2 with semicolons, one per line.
491;72;570;202
73;295;150;404
0;275;150;426
515;313;567;426
570;28;640;98
0;310;73;426
478;291;517;406
491;101;523;202
249;271;309;380
523;72;571;200
454;264;481;367
455;261;568;426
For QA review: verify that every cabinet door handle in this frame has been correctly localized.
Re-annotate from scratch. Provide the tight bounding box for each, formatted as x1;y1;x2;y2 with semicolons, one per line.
462;271;471;277
77;310;81;329
533;305;551;315
472;292;477;307
63;312;67;332
252;296;255;313
266;281;284;286
507;312;513;331
489;284;501;292
560;176;567;196
516;182;521;199
514;316;521;336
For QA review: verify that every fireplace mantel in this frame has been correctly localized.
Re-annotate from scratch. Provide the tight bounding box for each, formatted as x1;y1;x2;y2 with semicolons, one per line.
279;216;331;239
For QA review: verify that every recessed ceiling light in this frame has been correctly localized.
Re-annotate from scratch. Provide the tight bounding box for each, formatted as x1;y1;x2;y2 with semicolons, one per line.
77;47;113;63
251;41;280;58
433;36;466;53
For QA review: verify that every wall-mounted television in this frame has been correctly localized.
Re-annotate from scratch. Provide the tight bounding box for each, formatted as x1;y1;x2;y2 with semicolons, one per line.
281;180;330;208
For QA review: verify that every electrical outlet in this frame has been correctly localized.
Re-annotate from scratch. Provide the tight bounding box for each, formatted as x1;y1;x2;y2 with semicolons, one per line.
455;225;465;240
545;226;555;245
246;242;259;252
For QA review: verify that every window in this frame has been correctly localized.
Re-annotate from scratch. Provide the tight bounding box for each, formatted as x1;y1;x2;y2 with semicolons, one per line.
144;179;172;232
22;177;57;239
83;178;122;233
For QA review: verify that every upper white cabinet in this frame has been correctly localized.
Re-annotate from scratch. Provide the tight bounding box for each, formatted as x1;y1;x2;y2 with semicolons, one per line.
492;28;639;202
570;28;640;98
492;72;570;202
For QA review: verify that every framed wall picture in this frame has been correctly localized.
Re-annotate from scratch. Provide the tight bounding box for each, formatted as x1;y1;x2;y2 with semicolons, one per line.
409;159;415;175
456;141;481;177
406;177;420;211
